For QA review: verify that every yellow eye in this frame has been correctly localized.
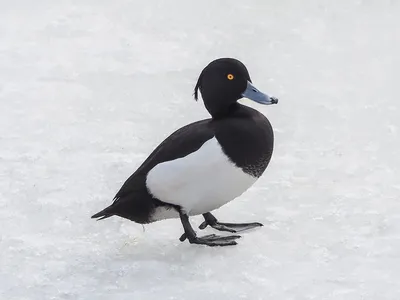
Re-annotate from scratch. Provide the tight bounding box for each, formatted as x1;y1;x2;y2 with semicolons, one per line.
227;74;234;80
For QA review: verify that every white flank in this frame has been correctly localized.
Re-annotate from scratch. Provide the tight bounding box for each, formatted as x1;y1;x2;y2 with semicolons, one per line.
146;137;258;218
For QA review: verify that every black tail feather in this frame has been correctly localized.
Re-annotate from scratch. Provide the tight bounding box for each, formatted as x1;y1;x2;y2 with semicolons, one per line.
91;206;114;220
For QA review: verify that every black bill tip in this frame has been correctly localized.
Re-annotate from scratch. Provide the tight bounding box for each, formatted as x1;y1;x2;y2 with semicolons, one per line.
271;97;279;104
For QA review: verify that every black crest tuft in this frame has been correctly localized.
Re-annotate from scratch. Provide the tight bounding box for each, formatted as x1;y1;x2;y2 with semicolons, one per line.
193;69;204;101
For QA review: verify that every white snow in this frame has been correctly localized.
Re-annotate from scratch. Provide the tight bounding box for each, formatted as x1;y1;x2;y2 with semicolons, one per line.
1;0;399;299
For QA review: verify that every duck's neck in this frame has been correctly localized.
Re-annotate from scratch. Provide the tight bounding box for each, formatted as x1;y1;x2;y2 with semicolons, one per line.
210;103;242;120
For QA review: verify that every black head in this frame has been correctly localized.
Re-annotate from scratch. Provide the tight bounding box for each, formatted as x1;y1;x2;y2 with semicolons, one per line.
194;58;278;118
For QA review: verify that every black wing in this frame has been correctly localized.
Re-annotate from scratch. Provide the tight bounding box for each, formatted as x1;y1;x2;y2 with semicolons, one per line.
114;118;215;200
91;118;215;222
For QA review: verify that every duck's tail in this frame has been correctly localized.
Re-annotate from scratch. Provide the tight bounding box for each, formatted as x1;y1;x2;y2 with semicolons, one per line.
91;205;114;220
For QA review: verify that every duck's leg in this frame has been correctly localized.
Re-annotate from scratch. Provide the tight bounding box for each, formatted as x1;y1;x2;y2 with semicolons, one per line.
199;212;263;233
178;211;240;247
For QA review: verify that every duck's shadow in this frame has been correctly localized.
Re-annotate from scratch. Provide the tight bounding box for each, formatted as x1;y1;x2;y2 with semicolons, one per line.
114;237;232;265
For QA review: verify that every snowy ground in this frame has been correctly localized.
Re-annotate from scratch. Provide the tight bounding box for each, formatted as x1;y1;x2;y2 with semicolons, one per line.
1;0;399;299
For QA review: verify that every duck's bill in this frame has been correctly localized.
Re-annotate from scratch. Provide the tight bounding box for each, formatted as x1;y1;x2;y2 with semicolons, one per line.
241;81;278;105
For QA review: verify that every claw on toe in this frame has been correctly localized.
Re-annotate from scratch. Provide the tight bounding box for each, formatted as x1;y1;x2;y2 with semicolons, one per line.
199;221;209;230
179;233;187;242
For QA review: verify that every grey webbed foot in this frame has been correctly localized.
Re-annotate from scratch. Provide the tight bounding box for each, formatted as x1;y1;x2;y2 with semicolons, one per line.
180;233;240;246
179;211;240;247
199;212;263;233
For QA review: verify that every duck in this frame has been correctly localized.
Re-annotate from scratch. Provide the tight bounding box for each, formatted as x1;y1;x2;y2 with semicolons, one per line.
91;58;278;247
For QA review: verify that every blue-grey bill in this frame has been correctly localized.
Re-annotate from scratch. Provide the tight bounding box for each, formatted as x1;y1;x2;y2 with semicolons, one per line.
241;81;278;105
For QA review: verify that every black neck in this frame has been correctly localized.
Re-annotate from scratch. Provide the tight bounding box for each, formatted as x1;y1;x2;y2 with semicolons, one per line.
210;102;241;120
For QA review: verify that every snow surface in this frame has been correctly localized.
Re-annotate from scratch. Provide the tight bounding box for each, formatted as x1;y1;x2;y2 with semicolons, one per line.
1;0;399;299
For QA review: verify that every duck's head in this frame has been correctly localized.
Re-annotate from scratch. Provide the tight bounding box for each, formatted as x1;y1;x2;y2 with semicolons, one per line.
194;58;278;118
